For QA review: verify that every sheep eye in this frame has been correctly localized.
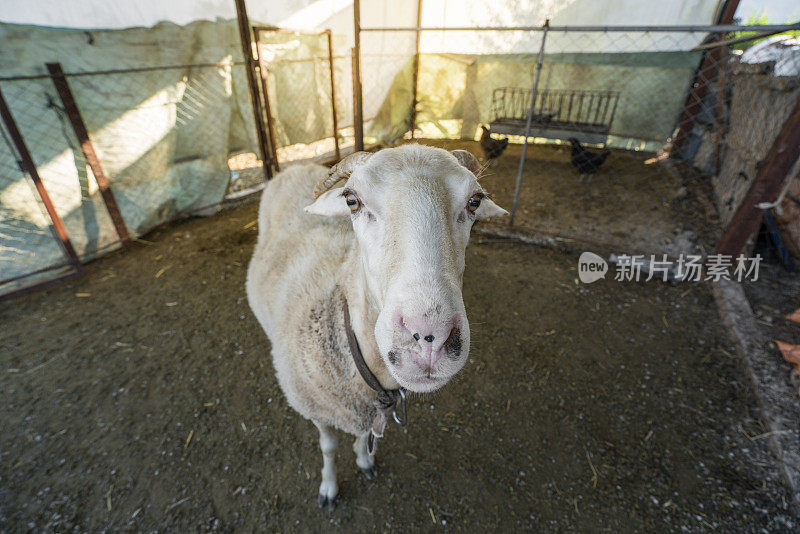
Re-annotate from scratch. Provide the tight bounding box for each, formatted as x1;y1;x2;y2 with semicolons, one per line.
467;194;483;213
345;192;361;212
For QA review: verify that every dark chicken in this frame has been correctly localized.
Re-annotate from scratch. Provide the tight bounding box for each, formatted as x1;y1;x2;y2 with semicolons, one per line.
480;125;509;162
568;137;610;177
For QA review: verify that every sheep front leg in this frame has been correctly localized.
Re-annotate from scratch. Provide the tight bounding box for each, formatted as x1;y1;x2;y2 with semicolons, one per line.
353;432;376;479
315;423;338;509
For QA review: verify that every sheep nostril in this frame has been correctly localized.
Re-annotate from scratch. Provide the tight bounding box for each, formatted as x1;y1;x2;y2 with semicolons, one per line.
424;334;434;342
412;333;420;341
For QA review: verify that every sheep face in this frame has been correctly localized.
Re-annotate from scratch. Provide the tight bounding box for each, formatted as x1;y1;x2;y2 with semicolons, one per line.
306;145;507;393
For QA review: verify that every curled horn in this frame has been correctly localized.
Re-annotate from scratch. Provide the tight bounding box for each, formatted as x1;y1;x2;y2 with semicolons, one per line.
313;151;373;198
450;150;482;177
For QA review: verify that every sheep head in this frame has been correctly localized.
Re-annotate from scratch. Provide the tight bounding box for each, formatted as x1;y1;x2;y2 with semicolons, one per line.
305;145;507;393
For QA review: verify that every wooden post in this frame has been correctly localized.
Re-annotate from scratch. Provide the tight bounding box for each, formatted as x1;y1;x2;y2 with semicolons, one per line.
671;0;740;157
326;30;341;161
234;0;273;179
352;0;364;151
717;97;800;256
0;85;83;273
46;62;131;246
410;0;423;139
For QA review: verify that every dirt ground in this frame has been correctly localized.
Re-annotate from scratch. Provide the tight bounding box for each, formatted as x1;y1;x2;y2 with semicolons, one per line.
1;200;797;532
416;139;720;258
744;257;800;397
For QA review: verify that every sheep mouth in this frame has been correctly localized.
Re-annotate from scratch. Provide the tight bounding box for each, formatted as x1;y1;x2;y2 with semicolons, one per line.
390;365;454;392
395;373;447;393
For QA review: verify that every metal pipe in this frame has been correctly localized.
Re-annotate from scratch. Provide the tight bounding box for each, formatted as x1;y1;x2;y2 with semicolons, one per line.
509;20;549;228
252;25;328;35
0;24;793;83
360;23;800;33
256;53;281;172
326;30;341;161
671;0;741;158
693;27;795;50
353;0;365;151
717;97;800;256
0;85;84;273
46;62;131;246
410;0;423;139
0;61;245;82
0;267;83;302
235;0;272;180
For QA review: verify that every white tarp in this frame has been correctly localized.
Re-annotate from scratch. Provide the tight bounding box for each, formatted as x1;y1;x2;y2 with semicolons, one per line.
0;19;254;284
418;0;724;53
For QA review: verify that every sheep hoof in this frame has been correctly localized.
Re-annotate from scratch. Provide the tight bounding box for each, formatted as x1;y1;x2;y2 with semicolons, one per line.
360;465;377;480
317;493;337;510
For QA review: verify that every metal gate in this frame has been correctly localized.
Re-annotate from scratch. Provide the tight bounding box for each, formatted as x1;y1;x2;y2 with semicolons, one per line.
253;26;348;169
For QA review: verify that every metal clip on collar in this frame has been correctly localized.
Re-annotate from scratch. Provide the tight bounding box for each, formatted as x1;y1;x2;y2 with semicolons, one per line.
392;388;407;425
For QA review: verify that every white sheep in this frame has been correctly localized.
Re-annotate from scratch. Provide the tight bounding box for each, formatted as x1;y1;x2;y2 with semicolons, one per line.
246;145;507;508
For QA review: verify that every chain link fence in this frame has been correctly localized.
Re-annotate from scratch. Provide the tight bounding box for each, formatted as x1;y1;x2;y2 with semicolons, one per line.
3;22;798;296
255;28;354;166
0;123;76;290
0;62;267;297
357;25;800;262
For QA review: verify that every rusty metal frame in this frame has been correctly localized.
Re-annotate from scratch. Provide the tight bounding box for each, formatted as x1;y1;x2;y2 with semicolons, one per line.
509;20;550;228
410;0;423;139
0;84;84;294
253;26;342;167
234;0;273;180
255;53;281;173
326;29;341;161
252;26;282;172
0;61;245;82
717;97;800;257
252;25;324;36
352;0;364;151
670;0;740;158
46;62;131;246
0;264;83;302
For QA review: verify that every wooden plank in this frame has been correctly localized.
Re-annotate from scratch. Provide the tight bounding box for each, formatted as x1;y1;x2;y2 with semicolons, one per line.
0;85;83;273
46;62;131;245
717;97;800;256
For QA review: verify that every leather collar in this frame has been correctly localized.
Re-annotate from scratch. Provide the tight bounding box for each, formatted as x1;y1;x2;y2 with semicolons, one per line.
342;299;407;438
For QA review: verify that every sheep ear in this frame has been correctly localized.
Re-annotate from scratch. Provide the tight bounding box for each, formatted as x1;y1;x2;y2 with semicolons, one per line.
451;150;482;176
304;187;350;217
475;198;508;219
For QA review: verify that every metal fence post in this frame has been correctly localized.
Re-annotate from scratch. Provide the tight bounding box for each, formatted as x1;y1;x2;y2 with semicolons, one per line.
670;0;740;158
235;0;273;179
353;0;365;152
410;0;423;139
509;19;549;228
716;97;800;257
0;85;84;274
256;49;281;173
326;29;341;161
46;62;131;246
